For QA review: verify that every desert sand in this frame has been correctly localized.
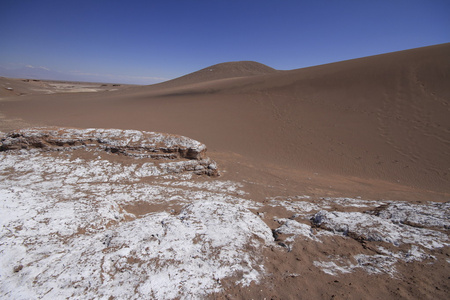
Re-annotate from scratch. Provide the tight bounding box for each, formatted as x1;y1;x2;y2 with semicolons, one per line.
0;44;449;299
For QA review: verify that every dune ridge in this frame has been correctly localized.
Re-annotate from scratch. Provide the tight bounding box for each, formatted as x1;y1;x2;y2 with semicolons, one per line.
150;60;277;89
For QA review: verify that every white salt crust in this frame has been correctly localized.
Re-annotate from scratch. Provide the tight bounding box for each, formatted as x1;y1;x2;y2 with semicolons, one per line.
269;195;448;277
0;151;271;299
1;146;449;298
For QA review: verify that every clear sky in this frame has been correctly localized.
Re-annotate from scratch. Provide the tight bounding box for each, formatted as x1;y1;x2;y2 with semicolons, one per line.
1;0;449;84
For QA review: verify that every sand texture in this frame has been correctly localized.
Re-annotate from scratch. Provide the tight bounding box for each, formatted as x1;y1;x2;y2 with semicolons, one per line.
0;44;449;299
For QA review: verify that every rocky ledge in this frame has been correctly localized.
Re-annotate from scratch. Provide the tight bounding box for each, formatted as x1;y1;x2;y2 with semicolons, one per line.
0;127;219;176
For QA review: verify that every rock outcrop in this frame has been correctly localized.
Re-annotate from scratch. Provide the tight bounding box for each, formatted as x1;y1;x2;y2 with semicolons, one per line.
0;127;219;176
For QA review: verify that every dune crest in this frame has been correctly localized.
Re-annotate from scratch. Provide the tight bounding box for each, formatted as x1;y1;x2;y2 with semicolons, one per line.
151;60;277;89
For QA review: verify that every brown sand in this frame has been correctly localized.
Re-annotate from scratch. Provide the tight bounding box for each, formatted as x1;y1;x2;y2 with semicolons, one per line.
0;44;449;298
1;43;449;200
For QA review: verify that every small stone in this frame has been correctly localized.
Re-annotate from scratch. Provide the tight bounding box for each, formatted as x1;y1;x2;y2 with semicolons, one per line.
194;165;204;171
13;265;23;272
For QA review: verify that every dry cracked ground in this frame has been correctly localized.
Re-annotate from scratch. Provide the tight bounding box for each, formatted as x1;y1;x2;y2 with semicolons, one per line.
0;127;449;299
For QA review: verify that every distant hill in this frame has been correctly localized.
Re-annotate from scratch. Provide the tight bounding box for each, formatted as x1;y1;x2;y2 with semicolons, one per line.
151;61;277;88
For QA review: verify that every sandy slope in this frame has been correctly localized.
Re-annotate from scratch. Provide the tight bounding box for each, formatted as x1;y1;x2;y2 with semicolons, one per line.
1;44;449;198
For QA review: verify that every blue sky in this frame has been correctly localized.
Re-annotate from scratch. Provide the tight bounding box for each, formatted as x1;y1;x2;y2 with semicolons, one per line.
1;0;449;84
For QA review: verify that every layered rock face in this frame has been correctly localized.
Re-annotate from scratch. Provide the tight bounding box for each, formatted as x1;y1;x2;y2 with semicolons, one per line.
0;127;219;176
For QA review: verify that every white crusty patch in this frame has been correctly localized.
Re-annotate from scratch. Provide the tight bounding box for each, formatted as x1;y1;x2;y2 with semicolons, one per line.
268;196;388;218
273;218;334;248
1;201;272;299
268;195;449;277
313;245;435;278
312;210;448;249
160;180;246;195
375;202;450;229
0;150;273;299
313;254;398;277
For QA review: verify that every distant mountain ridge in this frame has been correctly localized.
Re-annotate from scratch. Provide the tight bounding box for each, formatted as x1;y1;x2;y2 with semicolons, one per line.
0;65;77;81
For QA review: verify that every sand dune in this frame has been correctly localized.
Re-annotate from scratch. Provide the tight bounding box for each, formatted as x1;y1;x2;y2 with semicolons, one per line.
1;43;449;197
150;60;277;89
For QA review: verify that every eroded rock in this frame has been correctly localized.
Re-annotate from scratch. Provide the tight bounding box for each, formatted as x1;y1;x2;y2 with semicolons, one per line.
0;127;219;176
311;209;448;249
